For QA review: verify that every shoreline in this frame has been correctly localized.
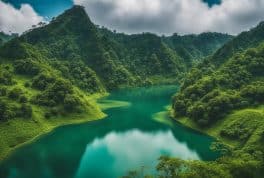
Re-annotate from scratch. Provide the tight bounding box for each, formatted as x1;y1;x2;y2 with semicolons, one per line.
169;109;238;148
0;92;132;162
155;106;238;148
0;114;106;162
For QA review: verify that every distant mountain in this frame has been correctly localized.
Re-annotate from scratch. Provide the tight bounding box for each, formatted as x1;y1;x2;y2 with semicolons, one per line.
0;32;17;46
178;21;264;90
212;21;264;66
98;27;232;72
163;32;232;65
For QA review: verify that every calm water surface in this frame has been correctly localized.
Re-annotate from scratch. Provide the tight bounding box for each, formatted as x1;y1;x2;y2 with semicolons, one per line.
0;85;219;178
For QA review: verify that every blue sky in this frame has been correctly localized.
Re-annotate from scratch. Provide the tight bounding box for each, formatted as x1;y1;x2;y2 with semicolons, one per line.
0;0;264;35
204;0;221;7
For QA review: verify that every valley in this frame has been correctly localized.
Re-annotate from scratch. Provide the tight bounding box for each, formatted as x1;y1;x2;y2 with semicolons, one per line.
0;4;263;178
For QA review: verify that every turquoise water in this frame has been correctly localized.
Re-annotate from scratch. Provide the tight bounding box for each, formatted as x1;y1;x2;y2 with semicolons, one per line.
0;85;219;178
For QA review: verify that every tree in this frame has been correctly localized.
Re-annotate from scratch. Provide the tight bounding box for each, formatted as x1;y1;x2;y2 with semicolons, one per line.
8;88;23;100
63;94;80;111
14;59;40;76
20;104;32;118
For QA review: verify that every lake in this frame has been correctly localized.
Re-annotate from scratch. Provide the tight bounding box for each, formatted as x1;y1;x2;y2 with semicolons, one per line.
0;85;219;178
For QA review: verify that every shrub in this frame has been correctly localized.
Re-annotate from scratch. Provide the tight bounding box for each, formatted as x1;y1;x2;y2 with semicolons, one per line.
19;95;28;103
19;104;32;118
24;82;31;88
0;87;7;96
14;58;40;76
32;72;56;90
0;100;16;121
63;94;81;111
8;88;23;100
0;67;13;85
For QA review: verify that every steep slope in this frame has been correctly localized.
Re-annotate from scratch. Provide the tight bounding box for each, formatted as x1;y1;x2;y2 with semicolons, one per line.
163;32;233;66
99;32;186;81
212;21;264;66
173;43;264;125
180;21;264;90
98;27;232;75
171;21;264;178
1;6;135;89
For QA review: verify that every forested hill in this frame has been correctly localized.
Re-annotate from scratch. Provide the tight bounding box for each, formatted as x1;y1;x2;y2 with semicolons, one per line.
211;21;264;66
170;19;264;177
98;26;232;70
163;32;232;65
0;32;17;46
0;5;232;90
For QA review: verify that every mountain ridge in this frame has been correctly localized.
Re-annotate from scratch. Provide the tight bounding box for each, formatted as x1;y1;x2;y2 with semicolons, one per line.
0;5;232;89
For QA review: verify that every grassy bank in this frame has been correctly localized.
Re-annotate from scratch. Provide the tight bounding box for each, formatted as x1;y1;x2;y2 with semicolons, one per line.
173;106;264;148
98;99;131;110
0;92;107;161
152;103;264;150
0;91;134;162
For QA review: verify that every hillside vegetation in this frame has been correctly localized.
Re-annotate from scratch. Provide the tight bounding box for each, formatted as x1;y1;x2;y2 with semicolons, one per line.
169;20;264;178
0;32;17;46
0;5;231;160
1;4;263;178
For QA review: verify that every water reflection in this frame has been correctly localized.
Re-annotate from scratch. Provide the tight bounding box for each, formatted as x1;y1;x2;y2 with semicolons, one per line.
0;85;219;178
75;129;200;178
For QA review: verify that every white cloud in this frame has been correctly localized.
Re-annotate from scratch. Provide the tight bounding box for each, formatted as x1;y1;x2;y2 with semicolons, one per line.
74;0;264;35
75;130;200;178
0;1;44;34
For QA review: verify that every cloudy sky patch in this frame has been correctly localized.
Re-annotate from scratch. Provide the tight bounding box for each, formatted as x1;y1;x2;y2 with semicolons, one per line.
1;0;264;35
74;0;264;35
0;1;43;34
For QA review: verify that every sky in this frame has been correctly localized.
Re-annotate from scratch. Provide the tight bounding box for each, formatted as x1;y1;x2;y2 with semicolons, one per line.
0;0;264;35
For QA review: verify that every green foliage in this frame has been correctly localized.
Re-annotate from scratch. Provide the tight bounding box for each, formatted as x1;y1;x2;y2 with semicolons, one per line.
155;156;232;178
14;58;40;76
50;60;104;93
221;119;258;141
212;21;264;66
34;78;73;106
32;73;84;114
18;104;32;118
0;65;13;85
8;87;23;100
171;23;264;177
173;44;264;126
163;32;233;64
0;100;16;121
0;87;7;96
0;99;32;121
32;72;56;90
63;94;81;111
0;6;230;90
0;32;16;41
240;81;264;104
0;32;17;46
220;110;263;142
